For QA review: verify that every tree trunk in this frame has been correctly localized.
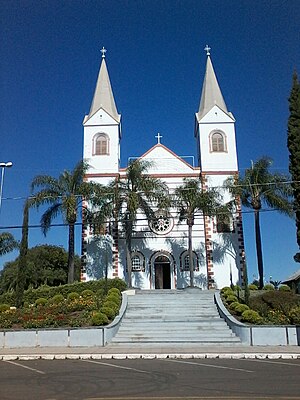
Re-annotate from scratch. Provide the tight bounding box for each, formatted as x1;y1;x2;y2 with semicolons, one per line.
15;200;29;308
188;221;194;287
67;223;75;284
254;209;264;289
125;221;133;288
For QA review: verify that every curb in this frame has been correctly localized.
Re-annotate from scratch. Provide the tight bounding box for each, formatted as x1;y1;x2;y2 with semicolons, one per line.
1;352;300;361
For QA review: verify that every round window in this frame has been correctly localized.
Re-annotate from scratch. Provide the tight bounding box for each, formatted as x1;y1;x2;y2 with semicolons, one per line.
149;211;173;235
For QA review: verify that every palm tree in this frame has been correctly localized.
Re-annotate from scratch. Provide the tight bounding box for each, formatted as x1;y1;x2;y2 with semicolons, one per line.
114;160;168;288
31;160;95;284
174;178;230;287
225;157;293;289
0;232;18;256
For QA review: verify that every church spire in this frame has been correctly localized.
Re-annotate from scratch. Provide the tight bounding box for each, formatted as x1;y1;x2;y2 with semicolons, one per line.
196;46;232;121
88;48;120;122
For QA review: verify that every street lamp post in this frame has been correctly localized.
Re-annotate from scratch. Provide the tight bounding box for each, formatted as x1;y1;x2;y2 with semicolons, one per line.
0;161;13;216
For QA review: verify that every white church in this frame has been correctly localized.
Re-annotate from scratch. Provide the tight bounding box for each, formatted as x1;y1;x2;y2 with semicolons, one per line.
81;47;245;290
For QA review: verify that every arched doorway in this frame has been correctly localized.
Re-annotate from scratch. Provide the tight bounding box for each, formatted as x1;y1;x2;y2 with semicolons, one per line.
154;255;171;289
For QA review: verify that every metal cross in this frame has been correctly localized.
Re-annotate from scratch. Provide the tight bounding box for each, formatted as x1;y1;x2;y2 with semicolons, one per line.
204;45;211;56
155;133;162;144
101;47;107;58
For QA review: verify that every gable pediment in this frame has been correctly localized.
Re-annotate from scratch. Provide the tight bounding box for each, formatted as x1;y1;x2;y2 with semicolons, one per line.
83;108;120;126
138;144;197;174
197;105;235;124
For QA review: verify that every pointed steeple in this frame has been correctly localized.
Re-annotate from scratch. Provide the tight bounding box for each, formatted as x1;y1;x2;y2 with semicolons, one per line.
196;50;233;121
88;49;120;122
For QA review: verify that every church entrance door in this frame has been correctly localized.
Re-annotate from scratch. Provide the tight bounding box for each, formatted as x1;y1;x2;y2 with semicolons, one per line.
154;255;171;289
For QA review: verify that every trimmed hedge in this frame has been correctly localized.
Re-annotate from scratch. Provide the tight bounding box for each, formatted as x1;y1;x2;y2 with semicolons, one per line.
0;278;127;306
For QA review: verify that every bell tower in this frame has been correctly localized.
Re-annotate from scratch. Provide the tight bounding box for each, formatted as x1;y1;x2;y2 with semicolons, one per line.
83;48;121;174
195;46;244;289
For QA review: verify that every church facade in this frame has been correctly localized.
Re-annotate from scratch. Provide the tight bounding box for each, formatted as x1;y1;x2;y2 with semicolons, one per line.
81;48;245;290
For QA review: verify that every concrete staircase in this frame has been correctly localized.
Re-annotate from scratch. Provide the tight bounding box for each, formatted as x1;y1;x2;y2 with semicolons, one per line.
110;290;241;346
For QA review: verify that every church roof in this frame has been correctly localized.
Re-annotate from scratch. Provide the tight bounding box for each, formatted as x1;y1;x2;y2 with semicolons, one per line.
88;57;120;123
196;55;233;122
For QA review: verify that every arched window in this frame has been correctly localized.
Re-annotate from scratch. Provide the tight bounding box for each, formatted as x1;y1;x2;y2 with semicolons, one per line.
180;251;199;271
211;131;226;152
93;133;109;155
130;251;145;272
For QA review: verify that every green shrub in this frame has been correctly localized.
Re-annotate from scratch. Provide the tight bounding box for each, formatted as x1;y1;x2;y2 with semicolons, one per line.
248;296;270;316
288;306;300;324
266;309;289;325
81;289;94;298
100;306;116;320
241;309;264;324
225;295;238;304
0;304;10;312
105;293;121;305
90;312;109;326
263;284;275;291
103;300;119;313
229;301;240;311
234;304;250;315
35;298;48;307
248;284;258;290
279;285;291;292
108;288;120;296
49;294;65;305
261;291;300;315
67;292;80;302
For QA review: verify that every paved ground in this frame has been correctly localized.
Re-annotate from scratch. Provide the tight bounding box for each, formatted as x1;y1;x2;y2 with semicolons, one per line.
1;344;300;359
0;357;300;399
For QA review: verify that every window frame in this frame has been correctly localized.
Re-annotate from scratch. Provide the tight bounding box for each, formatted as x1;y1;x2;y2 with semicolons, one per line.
209;130;227;153
180;250;199;271
93;133;110;156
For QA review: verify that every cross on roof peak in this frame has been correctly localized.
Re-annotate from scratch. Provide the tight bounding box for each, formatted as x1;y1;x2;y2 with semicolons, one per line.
155;133;162;144
101;46;107;58
204;44;211;56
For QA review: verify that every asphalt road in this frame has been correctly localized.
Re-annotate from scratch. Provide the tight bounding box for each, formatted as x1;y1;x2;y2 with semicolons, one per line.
0;358;299;400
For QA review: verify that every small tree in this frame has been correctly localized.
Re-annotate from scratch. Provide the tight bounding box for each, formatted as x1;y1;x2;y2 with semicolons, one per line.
31;160;95;284
287;71;300;261
174;178;230;287
15;200;29;307
226;157;293;289
114;160;168;288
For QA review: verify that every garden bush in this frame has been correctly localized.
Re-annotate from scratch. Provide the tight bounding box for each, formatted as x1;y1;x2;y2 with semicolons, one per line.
35;298;48;307
105;293;121;305
67;292;80;302
263;284;275;291
81;289;94;299
279;285;291;292
103;300;119;313
261;291;300;315
241;309;263;324
225;295;238;304
108;288;120;296
49;294;65;305
90;312;109;326
248;284;258;290
234;304;250;315
265;309;289;325
100;306;116;320
288;306;300;324
229;301;240;311
0;303;10;312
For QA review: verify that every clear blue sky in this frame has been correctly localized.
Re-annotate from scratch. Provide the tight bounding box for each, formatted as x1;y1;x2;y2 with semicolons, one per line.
1;0;300;283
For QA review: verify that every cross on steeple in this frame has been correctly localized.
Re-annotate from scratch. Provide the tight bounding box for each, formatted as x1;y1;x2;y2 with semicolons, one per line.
101;46;107;58
155;133;162;144
204;44;211;56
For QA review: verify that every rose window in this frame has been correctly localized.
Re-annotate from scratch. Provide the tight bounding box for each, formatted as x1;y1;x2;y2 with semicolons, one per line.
149;211;173;235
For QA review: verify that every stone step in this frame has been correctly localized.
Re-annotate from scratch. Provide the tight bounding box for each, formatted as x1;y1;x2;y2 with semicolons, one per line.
111;337;241;343
110;290;241;346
